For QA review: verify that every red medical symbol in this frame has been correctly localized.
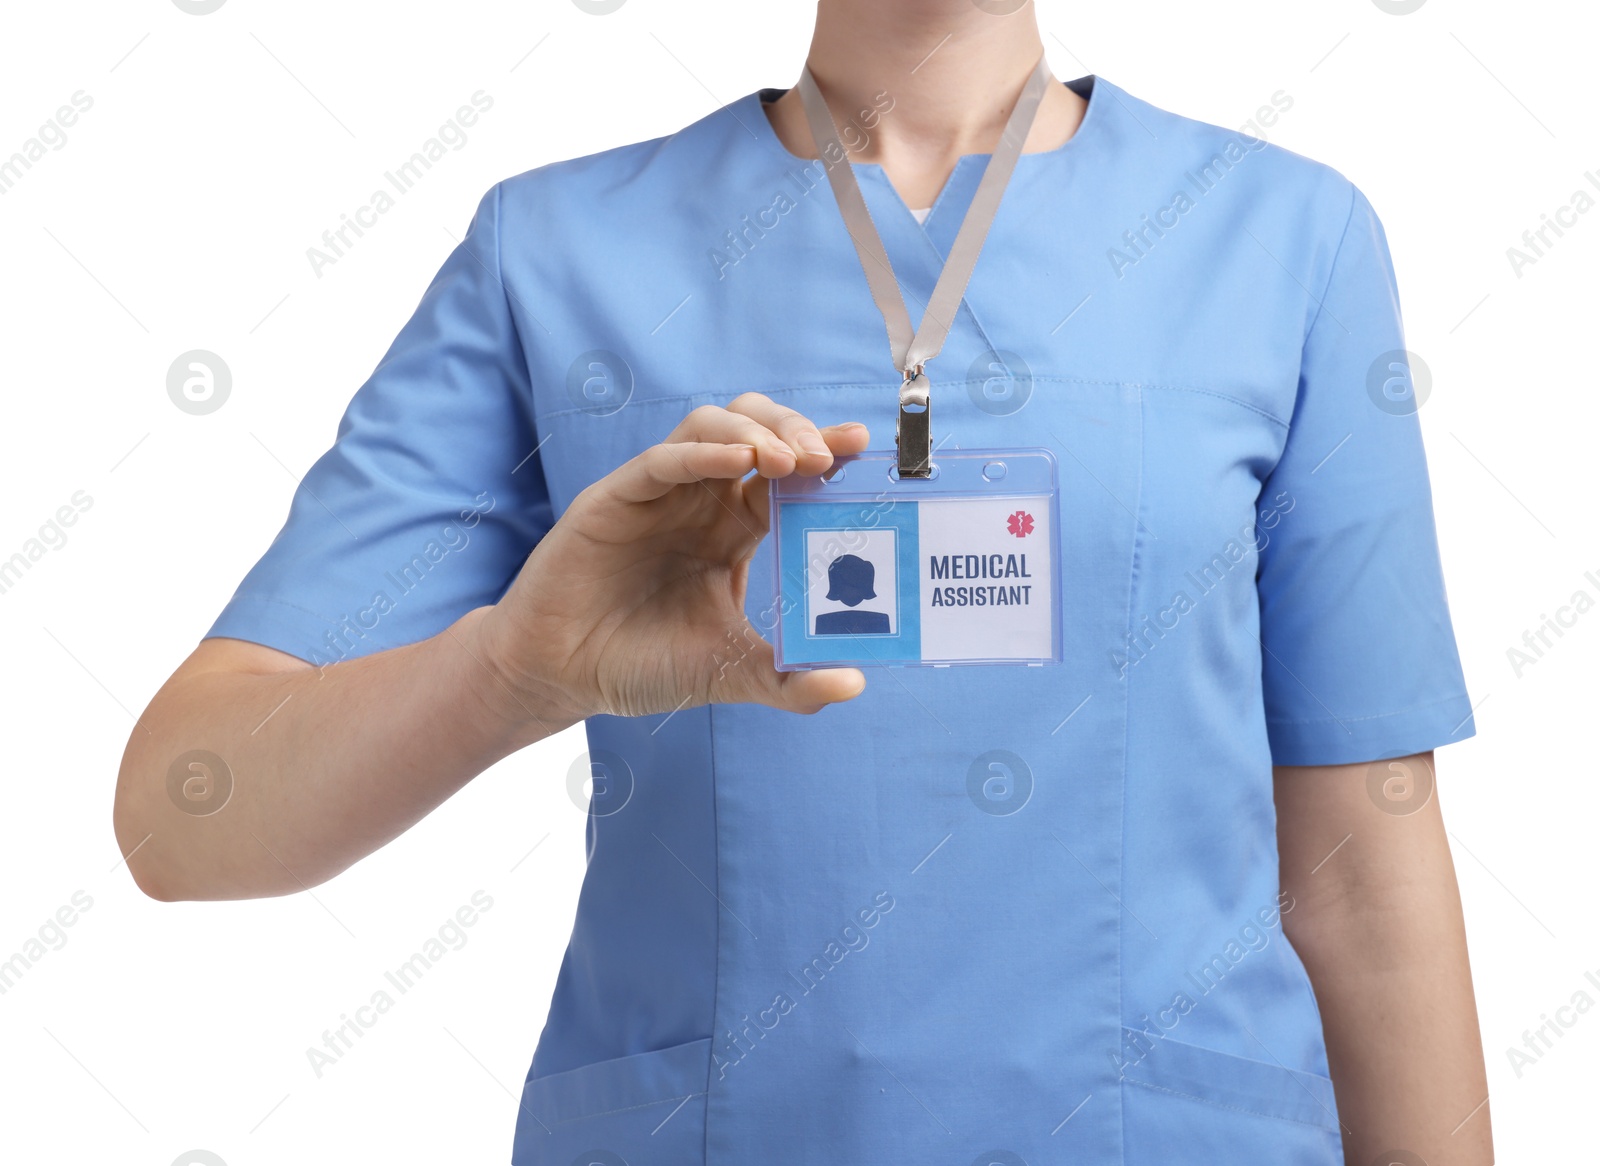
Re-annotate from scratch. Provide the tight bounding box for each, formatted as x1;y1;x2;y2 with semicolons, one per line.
1006;510;1034;538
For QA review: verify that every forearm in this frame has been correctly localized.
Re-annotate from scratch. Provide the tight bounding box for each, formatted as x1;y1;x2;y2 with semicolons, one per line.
1287;872;1491;1161
1276;758;1493;1164
113;605;584;901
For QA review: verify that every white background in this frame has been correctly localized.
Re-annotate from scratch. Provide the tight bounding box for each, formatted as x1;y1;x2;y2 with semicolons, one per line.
0;1;1593;1162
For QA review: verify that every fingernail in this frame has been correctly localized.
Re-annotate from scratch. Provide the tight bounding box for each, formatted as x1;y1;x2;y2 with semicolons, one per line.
796;430;829;455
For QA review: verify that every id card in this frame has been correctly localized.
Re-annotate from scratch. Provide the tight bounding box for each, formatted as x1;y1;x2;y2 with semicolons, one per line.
769;449;1061;670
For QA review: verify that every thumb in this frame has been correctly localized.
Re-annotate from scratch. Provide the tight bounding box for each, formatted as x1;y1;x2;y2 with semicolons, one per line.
709;625;866;713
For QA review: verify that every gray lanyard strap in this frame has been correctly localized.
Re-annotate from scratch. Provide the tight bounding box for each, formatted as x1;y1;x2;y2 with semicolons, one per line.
797;54;1053;476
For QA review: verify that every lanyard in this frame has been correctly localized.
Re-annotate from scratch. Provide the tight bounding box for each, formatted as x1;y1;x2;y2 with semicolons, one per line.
797;54;1053;477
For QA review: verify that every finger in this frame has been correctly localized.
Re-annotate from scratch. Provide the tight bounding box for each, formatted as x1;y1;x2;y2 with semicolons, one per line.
725;392;843;475
819;421;871;458
665;404;800;479
709;627;867;714
741;467;771;527
606;441;757;504
669;405;869;479
737;420;871;525
735;419;870;522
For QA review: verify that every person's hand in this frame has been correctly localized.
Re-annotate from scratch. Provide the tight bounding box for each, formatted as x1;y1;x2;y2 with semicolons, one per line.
477;393;872;720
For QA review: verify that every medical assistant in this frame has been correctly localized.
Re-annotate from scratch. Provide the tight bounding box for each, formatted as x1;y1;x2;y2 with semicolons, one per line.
206;75;1476;1165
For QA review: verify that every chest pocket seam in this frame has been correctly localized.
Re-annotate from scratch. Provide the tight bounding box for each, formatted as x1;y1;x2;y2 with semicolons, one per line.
532;377;1289;429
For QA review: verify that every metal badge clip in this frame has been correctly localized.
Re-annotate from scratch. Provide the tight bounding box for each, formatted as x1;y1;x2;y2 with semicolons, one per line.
896;367;932;478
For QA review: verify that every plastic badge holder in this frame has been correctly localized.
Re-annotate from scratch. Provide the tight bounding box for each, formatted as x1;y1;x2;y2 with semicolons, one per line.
769;449;1062;670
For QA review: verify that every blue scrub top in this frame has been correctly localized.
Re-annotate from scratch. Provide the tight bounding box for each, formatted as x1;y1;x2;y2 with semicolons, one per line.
207;75;1475;1165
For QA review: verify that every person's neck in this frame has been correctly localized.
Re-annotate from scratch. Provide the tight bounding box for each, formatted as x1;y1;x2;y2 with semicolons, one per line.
762;0;1087;208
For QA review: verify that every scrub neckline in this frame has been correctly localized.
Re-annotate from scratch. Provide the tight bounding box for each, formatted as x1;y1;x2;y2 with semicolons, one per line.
742;72;1106;178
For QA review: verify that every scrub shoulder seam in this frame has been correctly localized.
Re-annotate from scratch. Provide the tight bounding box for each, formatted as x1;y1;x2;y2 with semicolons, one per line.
1299;177;1359;349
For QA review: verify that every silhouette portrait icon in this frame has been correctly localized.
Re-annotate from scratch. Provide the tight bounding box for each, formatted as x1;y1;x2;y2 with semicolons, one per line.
814;553;891;635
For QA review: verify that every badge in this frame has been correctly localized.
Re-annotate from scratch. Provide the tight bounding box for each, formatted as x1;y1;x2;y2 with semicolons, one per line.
770;449;1061;669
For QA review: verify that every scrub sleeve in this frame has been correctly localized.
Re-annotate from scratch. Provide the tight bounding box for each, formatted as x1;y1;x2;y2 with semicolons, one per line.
1256;186;1471;765
205;184;554;662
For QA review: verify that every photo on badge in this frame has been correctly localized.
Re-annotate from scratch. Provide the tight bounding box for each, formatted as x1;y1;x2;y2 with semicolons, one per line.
806;530;900;637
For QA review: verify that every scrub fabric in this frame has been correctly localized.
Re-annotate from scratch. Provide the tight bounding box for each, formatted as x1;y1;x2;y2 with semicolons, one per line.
207;75;1475;1164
